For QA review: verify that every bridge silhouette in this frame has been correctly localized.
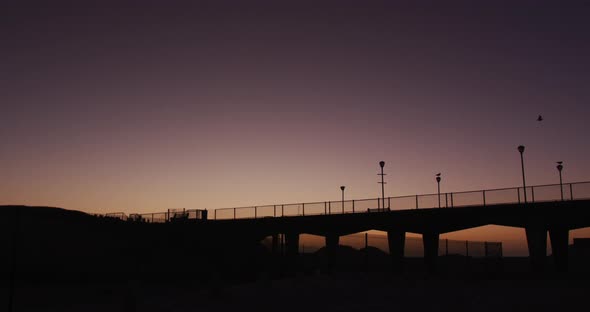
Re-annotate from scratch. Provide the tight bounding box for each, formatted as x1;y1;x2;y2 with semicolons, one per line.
106;181;590;273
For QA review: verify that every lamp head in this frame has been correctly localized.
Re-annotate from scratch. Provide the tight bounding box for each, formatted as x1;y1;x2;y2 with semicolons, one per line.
436;176;441;183
379;161;385;168
518;145;525;153
340;186;345;191
557;164;563;171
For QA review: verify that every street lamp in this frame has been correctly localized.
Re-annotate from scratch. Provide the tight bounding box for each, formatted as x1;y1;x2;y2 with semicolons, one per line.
518;145;527;203
378;161;386;211
340;186;345;213
556;161;564;201
435;173;441;208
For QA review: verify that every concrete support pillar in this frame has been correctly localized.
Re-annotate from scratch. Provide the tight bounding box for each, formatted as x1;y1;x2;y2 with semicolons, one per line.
549;228;569;272
284;232;300;273
525;226;547;273
325;234;340;249
387;230;406;272
285;233;300;257
422;232;439;274
271;234;279;255
324;234;340;273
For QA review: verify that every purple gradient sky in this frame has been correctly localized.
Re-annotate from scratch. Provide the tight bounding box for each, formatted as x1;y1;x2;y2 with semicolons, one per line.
2;1;590;253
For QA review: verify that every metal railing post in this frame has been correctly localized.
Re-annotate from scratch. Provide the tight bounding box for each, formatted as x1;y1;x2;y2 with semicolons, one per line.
531;187;535;202
483;190;486;206
302;203;305;216
274;205;276;217
445;193;448;208
415;195;419;209
352;200;355;213
328;201;331;214
388;197;391;210
214;210;217;220
233;208;236;220
254;206;257;219
451;193;454;208
324;202;327;215
282;205;284;217
517;187;521;204
570;183;574;200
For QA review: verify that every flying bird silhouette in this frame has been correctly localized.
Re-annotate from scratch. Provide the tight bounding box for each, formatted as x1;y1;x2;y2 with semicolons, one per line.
537;115;543;121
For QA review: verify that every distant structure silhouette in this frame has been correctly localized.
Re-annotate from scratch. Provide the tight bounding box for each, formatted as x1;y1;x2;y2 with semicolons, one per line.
537;115;543;121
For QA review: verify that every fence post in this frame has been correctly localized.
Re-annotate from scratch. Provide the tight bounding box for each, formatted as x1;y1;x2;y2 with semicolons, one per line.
531;187;535;202
254;206;257;219
445;193;448;208
352;200;355;213
214;210;217;220
570;184;574;200
302;203;305;216
451;193;454;208
415;195;419;209
517;187;521;203
483;190;486;206
233;208;236;220
274;205;276;217
282;205;284;217
329;201;331;214
388;197;391;210
324;202;327;215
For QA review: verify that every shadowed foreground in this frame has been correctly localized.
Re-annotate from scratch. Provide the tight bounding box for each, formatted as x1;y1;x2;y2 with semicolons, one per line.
5;272;590;312
2;206;590;311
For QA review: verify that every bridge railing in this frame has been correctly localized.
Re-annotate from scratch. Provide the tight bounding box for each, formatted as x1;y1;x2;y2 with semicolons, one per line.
100;181;590;221
209;181;590;220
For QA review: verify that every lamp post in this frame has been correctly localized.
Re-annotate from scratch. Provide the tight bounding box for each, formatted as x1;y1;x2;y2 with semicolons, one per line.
340;186;345;213
436;173;441;208
556;161;564;201
518;145;527;203
378;161;386;211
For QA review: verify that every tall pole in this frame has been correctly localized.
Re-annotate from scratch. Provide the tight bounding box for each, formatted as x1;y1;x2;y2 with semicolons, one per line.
378;161;386;211
518;145;527;203
436;174;441;208
340;186;345;213
557;162;564;201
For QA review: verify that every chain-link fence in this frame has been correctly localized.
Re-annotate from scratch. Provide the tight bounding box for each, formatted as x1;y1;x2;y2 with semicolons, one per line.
262;233;502;258
102;208;208;223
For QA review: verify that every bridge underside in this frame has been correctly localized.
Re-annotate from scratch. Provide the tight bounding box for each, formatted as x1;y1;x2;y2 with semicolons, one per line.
209;200;590;273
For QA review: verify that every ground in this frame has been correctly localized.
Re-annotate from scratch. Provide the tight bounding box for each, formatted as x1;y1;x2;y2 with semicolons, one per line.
7;271;589;312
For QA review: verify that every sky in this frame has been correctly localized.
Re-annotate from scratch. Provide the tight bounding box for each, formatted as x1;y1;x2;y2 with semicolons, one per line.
2;1;590;255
